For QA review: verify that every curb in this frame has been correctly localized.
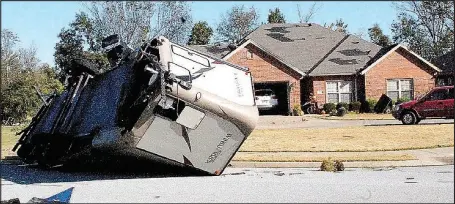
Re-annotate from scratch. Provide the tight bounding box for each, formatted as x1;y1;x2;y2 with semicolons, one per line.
229;159;454;168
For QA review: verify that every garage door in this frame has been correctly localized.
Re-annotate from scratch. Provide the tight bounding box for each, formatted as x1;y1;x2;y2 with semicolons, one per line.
254;82;290;115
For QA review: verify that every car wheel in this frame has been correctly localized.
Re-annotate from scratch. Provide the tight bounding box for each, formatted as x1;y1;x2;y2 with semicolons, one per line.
401;112;416;125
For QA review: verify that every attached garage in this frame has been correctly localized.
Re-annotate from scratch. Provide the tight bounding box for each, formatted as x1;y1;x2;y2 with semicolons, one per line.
254;82;290;115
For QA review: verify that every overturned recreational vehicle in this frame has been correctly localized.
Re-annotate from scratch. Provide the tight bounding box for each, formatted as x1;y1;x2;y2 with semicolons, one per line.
13;35;259;175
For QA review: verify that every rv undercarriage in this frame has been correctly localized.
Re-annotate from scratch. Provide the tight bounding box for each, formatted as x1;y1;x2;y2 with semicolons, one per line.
13;35;258;175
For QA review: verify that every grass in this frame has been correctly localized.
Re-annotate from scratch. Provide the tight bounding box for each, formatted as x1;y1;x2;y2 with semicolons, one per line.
232;152;417;162
240;124;454;152
313;112;395;120
1;126;25;158
2;123;453;163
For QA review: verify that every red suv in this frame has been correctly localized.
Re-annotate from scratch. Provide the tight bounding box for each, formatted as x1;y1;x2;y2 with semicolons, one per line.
392;86;454;125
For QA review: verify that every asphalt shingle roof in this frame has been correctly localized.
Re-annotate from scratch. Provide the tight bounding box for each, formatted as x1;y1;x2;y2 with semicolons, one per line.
188;44;234;59
243;23;347;74
310;35;382;76
193;23;384;76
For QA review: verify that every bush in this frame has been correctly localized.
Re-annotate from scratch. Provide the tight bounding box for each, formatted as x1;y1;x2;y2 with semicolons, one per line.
334;160;345;171
349;101;362;112
320;158;345;172
337;107;347;117
323;103;336;114
336;102;349;110
396;97;411;105
367;99;377;113
320;158;336;172
292;104;303;116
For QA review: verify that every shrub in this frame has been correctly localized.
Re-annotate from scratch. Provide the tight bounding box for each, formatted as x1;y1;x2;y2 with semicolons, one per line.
323;103;336;114
334;160;345;171
320;158;336;172
367;99;377;113
292;104;303;116
336;102;349;110
396;97;411;104
349;101;361;112
337;107;347;117
320;158;345;172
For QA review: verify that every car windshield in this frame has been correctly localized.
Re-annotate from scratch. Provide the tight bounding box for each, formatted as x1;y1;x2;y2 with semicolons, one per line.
256;90;273;96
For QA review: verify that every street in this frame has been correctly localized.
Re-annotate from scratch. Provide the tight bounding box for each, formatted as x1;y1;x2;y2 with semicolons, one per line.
1;163;453;203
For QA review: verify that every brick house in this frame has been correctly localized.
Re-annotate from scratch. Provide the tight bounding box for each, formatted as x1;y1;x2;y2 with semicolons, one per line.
190;23;440;114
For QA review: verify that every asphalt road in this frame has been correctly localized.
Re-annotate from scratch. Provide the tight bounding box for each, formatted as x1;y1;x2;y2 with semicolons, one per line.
1;163;453;203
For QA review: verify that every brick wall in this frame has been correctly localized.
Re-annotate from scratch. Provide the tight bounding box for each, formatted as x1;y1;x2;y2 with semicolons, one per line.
365;48;436;100
226;44;302;107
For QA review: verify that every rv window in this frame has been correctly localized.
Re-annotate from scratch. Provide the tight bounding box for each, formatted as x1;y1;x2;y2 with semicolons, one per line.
176;106;205;130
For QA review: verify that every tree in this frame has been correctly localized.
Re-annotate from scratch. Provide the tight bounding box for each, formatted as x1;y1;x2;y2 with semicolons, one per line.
216;5;259;43
187;21;213;45
297;3;320;23
1;31;63;122
54;25;85;77
1;63;64;122
18;43;40;71
151;1;193;44
1;71;41;122
391;1;454;60
324;18;348;34
84;1;192;47
1;29;20;89
352;28;367;40
368;23;391;47
54;12;109;80
267;8;286;24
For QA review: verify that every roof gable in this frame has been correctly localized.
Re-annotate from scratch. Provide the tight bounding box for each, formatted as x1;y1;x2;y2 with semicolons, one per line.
359;44;441;75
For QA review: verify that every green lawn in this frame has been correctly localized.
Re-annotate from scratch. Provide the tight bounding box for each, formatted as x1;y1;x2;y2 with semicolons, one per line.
1;126;24;158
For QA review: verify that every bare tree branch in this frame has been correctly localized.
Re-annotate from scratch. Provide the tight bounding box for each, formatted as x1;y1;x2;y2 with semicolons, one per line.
83;1;192;47
297;2;321;23
216;5;259;43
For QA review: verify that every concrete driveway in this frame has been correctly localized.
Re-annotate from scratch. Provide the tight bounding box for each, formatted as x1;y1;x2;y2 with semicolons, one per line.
256;115;454;129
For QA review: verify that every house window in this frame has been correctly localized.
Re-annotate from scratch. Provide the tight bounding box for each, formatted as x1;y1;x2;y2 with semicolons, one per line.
326;81;352;103
387;79;413;100
246;50;253;59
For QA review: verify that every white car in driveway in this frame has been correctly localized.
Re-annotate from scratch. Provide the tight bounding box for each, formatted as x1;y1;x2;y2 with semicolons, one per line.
255;89;279;110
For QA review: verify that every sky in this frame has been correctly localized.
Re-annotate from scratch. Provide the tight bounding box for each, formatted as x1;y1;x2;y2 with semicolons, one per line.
1;1;399;67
